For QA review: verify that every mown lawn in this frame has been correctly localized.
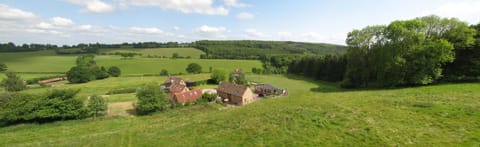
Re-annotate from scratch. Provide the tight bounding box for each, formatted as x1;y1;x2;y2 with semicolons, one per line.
0;75;479;146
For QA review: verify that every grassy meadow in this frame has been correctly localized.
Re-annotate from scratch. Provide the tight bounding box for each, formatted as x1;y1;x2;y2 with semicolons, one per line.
0;74;479;146
1;48;479;146
0;49;261;76
99;48;205;58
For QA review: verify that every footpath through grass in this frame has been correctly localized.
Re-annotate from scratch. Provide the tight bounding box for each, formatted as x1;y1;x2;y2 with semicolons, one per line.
0;75;479;146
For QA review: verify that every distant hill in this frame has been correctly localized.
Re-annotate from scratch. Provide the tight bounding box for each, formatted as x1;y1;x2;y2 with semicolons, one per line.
192;40;347;59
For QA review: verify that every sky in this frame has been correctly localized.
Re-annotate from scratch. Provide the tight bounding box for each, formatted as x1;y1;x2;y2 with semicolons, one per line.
0;0;479;45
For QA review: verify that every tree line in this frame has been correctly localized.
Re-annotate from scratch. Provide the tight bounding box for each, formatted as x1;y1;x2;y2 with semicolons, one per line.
0;42;190;52
260;16;480;88
193;40;347;60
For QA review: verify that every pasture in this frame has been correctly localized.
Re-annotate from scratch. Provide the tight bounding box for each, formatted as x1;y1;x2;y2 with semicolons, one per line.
0;50;261;76
99;48;205;58
0;74;479;146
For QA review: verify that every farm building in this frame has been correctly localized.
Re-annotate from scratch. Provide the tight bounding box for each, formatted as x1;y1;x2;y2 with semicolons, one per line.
254;84;287;97
170;89;203;104
217;82;254;105
163;76;189;93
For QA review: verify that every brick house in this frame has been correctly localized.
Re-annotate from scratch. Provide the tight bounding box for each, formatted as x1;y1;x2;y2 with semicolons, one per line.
163;76;189;93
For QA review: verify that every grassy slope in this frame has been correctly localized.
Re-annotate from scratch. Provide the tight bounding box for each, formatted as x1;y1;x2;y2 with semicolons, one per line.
0;50;261;75
99;48;205;58
0;75;479;146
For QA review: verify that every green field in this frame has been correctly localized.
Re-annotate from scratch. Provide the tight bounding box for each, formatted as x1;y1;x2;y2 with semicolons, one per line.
99;48;205;58
0;74;479;146
0;50;261;75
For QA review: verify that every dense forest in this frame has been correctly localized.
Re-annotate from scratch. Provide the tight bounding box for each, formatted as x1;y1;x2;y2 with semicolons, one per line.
0;42;189;52
193;40;347;59
261;15;480;88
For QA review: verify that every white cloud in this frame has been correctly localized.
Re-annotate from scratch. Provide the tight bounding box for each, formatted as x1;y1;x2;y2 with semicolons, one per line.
66;0;115;13
173;26;180;31
224;0;250;8
36;22;54;29
78;25;93;31
236;12;254;20
0;4;35;20
121;0;229;15
194;25;228;38
243;29;267;38
51;17;74;26
423;1;480;24
129;27;164;34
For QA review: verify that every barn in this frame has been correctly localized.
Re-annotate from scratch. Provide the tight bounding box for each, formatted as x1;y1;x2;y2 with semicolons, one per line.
217;82;254;105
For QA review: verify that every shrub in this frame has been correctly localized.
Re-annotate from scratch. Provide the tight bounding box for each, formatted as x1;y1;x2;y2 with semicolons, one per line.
0;63;7;72
210;69;227;84
135;83;169;115
88;95;108;119
201;93;218;102
66;66;95;83
0;89;87;126
160;69;169;76
185;63;202;74
108;66;121;77
1;72;26;92
93;66;110;80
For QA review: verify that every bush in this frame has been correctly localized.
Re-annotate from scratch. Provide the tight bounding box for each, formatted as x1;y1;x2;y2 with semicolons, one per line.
210;69;227;84
93;66;110;80
160;69;169;76
108;66;121;77
66;66;95;83
0;89;87;126
201;93;217;102
185;63;202;74
1;72;26;92
135;83;169;115
88;95;107;119
0;63;7;72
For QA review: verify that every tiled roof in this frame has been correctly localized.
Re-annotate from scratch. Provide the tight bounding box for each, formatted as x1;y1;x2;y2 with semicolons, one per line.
169;84;187;93
217;82;248;97
172;89;203;104
164;76;184;85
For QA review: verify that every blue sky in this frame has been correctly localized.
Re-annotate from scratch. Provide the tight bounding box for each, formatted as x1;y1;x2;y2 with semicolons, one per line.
0;0;479;45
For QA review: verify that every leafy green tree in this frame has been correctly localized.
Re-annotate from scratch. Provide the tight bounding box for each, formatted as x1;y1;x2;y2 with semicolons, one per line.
88;95;107;120
108;66;121;77
136;83;169;115
0;63;7;72
172;53;180;58
186;63;202;74
76;55;96;67
160;69;169;76
210;69;227;84
1;72;26;92
92;66;110;80
229;69;247;85
67;66;95;83
341;15;470;87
